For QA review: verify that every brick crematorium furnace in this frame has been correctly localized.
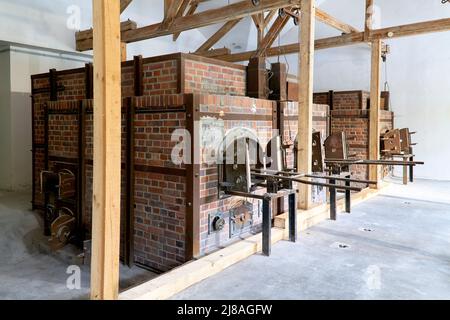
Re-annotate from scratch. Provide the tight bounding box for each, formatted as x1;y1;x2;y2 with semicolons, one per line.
313;90;394;183
31;53;388;272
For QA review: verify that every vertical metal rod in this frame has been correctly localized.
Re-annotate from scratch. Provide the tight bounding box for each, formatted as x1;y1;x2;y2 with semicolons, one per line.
329;178;337;220
262;198;271;256
288;193;297;242
77;100;86;243
409;156;414;183
31;86;36;210
44;104;49;171
49;69;58;101
43;103;50;236
125;97;135;267
345;175;351;213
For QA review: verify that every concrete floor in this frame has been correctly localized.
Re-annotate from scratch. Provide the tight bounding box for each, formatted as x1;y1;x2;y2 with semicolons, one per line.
1;178;449;300
173;178;450;300
0;191;156;300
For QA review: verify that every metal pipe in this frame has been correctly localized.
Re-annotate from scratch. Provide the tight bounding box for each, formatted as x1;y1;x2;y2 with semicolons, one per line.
252;169;376;185
251;173;362;192
325;159;424;166
305;174;377;185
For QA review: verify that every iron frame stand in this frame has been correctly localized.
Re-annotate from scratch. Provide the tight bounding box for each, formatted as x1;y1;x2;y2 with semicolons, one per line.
225;189;297;256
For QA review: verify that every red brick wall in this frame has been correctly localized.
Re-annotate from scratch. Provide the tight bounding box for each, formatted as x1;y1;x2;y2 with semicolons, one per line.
134;171;186;271
323;91;394;182
330;110;370;181
31;52;244;208
314;90;370;111
184;56;246;96
122;65;135;97
31;76;53;208
281;102;330;169
132;94;187;271
142;59;178;96
47;110;79;159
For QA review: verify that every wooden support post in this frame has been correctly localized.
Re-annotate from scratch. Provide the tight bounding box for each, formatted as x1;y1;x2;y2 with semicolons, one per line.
297;0;315;210
252;13;264;49
402;155;408;185
365;0;373;41
369;39;382;189
121;42;127;62
91;0;122;300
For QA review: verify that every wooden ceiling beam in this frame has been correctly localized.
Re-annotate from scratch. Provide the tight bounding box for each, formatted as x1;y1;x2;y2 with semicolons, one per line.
196;18;242;52
217;32;365;62
76;0;301;51
120;0;133;13
173;1;198;41
162;0;185;29
315;8;360;34
123;0;298;42
175;0;193;20
76;20;137;42
194;47;231;57
256;13;290;57
264;10;277;27
215;17;450;62
364;0;374;41
252;13;265;46
369;17;450;39
251;13;264;29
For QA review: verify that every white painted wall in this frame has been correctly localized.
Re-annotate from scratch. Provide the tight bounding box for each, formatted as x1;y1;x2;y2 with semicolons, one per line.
0;0;92;52
0;47;12;190
0;45;91;191
310;0;450;181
